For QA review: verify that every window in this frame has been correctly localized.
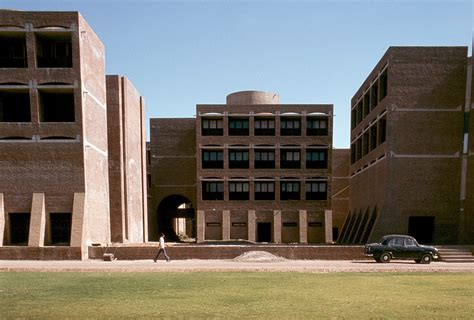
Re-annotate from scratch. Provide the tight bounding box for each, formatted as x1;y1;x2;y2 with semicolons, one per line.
147;173;152;189
351;143;356;164
380;70;388;100
362;132;369;157
356;102;362;125
255;118;275;136
202;118;223;136
280;118;301;136
281;181;300;200
255;182;275;200
202;181;224;200
202;150;224;169
306;181;327;200
228;118;249;136
49;213;72;246
0;36;27;68
36;33;72;68
369;126;377;151
306;149;327;169
254;149;275;169
8;213;30;246
307;118;328;136
356;138;362;162
378;117;386;144
405;238;416;247
0;91;31;122
370;82;379;110
281;150;300;169
351;108;356;129
363;93;370;118
229;182;249;200
229;150;249;169
39;91;75;122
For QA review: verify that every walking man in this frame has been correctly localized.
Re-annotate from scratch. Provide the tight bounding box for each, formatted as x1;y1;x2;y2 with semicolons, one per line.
154;233;170;262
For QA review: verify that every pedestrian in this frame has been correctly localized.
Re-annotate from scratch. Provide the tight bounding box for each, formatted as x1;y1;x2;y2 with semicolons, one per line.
154;233;170;262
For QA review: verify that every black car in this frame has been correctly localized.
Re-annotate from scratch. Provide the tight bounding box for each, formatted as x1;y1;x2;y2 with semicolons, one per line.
364;235;439;264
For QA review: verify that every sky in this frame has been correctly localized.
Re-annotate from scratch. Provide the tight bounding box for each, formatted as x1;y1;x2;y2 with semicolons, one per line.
1;0;472;147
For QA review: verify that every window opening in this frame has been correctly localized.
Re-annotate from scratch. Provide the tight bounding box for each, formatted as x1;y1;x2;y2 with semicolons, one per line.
280;181;300;200
202;150;224;169
39;91;74;122
0;91;31;122
255;181;275;200
306;181;327;200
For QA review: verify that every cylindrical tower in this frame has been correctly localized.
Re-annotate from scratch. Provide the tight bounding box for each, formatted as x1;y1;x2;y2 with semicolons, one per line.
226;90;280;105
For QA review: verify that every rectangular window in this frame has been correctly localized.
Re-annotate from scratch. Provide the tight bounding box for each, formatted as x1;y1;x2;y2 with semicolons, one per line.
202;181;224;200
255;182;275;200
369;126;377;151
351;108;356;129
378;117;387;144
229;182;250;200
356;138;362;162
283;222;297;227
254;149;275;169
306;149;328;169
50;213;72;246
0;91;31;122
370;82;379;110
202;150;224;169
147;173;152;189
379;69;388;100
201;118;223;136
362;132;369;157
351;143;356;164
280;181;300;200
356;102;362;125
0;36;27;68
229;150;249;169
306;118;328;136
363;93;370;118
36;33;72;68
255;118;275;136
39;91;75;122
306;181;327;200
280;118;301;136
281;150;301;169
8;213;30;246
228;118;249;136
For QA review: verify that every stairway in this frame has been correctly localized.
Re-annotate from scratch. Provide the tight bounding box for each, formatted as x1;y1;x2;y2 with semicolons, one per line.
438;246;474;263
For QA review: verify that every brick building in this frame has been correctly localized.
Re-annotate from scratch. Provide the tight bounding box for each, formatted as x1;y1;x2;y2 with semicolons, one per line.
0;10;147;259
150;91;334;243
340;46;473;245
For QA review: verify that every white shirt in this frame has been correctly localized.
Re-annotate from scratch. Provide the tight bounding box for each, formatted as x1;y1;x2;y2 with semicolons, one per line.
159;236;165;249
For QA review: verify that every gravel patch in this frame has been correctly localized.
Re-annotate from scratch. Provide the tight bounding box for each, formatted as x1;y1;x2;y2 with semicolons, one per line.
233;251;286;263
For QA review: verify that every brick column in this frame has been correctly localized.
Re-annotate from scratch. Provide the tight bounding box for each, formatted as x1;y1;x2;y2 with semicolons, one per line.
28;193;46;247
248;210;256;242
273;210;282;243
196;210;205;243
70;193;87;259
0;193;4;246
222;210;230;241
325;210;333;244
299;210;307;244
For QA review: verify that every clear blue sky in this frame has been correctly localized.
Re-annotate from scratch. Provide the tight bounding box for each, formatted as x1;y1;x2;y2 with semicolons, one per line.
2;0;472;147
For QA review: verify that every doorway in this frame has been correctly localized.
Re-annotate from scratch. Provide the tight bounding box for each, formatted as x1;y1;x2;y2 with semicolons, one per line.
257;222;272;242
156;195;195;242
408;216;435;244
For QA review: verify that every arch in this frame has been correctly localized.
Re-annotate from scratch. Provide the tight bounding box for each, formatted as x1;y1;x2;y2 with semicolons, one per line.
156;195;195;242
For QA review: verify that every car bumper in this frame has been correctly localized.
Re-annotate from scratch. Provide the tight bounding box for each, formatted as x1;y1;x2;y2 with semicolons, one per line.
364;253;374;257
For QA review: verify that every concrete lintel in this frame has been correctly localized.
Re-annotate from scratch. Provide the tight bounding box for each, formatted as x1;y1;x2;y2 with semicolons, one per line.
299;210;308;244
28;193;46;247
325;210;333;244
273;210;282;244
196;210;205;243
247;210;256;242
70;193;87;260
222;210;230;241
0;193;4;246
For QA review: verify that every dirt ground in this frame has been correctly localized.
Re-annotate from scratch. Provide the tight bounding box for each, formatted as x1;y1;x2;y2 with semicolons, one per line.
1;259;473;273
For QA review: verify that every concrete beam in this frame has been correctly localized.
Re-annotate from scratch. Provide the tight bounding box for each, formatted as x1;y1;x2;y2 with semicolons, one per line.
325;210;333;244
0;193;4;246
247;210;256;242
273;210;281;243
222;210;230;241
196;210;205;243
70;193;87;259
299;210;307;244
28;193;46;247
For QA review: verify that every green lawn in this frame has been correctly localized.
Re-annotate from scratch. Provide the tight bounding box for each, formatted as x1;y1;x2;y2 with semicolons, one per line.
1;272;473;319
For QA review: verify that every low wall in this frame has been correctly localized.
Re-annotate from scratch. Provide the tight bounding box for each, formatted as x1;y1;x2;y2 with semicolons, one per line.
0;247;82;260
89;244;367;261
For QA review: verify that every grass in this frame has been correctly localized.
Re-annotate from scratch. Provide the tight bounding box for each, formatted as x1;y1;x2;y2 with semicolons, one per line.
1;272;473;319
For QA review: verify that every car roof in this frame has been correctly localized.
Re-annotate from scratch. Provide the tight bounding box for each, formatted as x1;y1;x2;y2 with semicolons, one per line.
381;234;415;240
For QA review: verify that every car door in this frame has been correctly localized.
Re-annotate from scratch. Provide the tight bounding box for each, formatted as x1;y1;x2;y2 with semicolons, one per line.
403;238;419;259
388;237;405;259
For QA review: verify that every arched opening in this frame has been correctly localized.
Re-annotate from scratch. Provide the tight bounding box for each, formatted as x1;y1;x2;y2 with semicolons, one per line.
157;195;195;242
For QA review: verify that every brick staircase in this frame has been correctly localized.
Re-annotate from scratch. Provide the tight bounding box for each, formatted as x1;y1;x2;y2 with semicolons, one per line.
438;246;474;263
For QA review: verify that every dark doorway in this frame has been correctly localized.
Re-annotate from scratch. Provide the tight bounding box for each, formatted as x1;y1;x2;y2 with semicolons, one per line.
257;222;272;242
50;213;72;246
408;216;435;244
9;213;30;245
157;195;195;242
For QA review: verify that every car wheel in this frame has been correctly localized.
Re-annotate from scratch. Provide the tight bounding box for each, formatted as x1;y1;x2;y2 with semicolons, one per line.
380;252;391;263
421;254;432;264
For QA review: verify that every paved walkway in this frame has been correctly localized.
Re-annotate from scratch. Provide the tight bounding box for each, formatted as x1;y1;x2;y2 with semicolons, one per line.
1;259;473;273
